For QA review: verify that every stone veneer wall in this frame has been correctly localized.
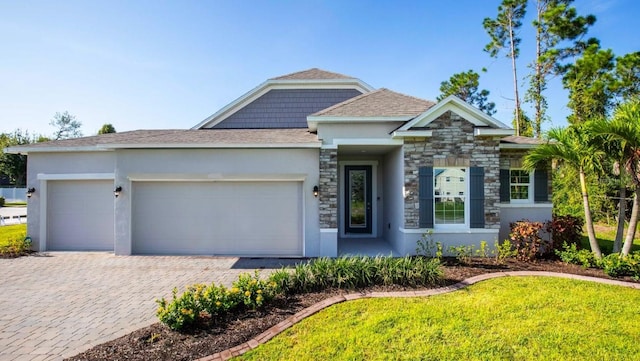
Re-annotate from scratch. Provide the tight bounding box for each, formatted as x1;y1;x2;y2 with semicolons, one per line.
404;110;502;229
319;148;338;228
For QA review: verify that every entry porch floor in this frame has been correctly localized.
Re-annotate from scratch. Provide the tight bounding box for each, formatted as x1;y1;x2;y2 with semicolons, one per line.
337;238;398;257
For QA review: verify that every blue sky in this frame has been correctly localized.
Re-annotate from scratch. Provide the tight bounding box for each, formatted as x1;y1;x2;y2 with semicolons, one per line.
1;0;638;137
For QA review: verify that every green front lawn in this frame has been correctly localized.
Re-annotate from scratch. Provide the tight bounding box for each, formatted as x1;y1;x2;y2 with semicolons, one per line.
238;277;640;361
582;223;640;254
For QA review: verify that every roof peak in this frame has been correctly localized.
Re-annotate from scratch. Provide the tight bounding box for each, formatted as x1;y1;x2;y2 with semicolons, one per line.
271;68;356;81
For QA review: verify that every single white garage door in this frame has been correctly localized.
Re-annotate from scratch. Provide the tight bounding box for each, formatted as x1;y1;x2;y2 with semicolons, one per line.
132;181;302;256
47;180;114;251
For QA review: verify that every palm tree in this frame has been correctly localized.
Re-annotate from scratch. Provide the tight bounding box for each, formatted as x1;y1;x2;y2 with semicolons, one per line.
523;125;604;259
589;98;640;255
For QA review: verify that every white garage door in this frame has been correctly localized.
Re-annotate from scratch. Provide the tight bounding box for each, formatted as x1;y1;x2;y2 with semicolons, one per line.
132;181;302;256
47;180;114;251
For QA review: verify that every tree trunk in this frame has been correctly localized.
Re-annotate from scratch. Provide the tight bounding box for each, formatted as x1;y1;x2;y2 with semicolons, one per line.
580;169;602;259
508;14;521;136
613;186;626;253
622;188;639;256
534;1;542;138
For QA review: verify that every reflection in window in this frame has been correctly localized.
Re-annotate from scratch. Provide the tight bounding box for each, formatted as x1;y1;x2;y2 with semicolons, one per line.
434;168;466;224
510;169;530;201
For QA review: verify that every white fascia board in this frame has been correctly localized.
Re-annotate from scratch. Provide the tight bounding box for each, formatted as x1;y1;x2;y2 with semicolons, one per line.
103;143;321;149
37;173;115;180
4;146;112;154
499;143;539;149
307;116;412;132
332;138;403;146
127;173;307;182
192;79;375;130
399;95;509;131
474;128;515;136
391;130;433;138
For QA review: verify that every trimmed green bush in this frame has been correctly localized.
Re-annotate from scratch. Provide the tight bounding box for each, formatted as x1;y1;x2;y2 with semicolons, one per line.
157;256;444;331
556;243;598;268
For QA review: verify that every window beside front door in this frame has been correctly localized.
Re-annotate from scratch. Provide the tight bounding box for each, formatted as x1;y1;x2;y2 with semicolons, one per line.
344;165;372;234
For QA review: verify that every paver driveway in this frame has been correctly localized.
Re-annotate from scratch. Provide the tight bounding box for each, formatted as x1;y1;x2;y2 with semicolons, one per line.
0;252;287;361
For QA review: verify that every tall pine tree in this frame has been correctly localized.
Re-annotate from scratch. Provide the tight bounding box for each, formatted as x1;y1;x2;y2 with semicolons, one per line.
483;0;528;135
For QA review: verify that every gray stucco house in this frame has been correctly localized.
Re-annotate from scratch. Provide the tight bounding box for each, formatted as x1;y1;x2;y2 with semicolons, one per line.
7;68;551;257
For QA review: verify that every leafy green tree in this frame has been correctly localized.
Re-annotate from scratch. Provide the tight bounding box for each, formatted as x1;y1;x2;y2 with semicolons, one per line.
613;52;640;102
98;123;116;134
438;70;496;116
524;125;604;258
50;111;82;140
483;0;528;135
527;0;596;137
589;99;640;255
0;130;44;186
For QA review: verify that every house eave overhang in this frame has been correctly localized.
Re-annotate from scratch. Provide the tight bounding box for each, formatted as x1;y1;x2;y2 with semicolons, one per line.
499;143;540;150
391;130;433;139
102;142;322;149
192;78;375;130
474;128;515;136
4;146;113;154
307;116;413;132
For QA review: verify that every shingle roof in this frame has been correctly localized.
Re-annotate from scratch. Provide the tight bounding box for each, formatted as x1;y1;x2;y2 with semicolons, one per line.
271;68;355;80
311;88;435;118
6;129;319;152
500;135;545;145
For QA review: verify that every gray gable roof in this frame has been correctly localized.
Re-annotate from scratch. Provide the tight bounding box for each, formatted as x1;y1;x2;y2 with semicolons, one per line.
5;129;320;153
271;68;355;80
214;88;363;129
311;88;435;118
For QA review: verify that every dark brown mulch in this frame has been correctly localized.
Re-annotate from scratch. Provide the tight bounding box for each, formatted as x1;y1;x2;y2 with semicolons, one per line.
66;258;638;361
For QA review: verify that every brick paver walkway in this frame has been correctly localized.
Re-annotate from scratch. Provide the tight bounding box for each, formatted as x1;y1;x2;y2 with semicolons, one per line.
0;252;285;361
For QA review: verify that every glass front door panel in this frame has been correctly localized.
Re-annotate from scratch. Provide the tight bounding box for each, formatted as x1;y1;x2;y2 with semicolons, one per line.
349;170;366;228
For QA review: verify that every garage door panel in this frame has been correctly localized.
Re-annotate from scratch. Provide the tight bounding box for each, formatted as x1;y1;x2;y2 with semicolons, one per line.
47;180;114;251
132;181;302;256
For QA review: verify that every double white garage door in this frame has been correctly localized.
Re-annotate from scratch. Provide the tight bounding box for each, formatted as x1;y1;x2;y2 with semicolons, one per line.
47;180;302;256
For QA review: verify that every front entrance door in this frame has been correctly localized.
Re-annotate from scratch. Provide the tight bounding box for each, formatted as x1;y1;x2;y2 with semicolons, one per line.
344;165;372;234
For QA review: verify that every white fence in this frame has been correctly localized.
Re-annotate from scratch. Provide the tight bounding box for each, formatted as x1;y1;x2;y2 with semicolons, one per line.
0;187;27;203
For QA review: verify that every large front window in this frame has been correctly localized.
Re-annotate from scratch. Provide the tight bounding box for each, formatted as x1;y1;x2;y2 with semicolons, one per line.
434;168;466;225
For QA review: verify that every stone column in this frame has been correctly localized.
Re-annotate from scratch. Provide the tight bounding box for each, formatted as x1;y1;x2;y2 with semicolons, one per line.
319;148;338;228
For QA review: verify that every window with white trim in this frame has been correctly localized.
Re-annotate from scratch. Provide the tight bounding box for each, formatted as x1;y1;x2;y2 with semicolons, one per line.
434;167;467;225
510;169;533;203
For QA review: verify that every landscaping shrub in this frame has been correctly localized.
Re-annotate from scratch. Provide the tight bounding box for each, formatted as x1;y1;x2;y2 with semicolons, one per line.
495;239;517;264
284;256;443;293
545;215;584;251
0;196;5;207
157;256;444;331
448;245;473;264
599;253;640;278
509;220;548;261
156;271;277;331
556;243;597;268
0;229;30;257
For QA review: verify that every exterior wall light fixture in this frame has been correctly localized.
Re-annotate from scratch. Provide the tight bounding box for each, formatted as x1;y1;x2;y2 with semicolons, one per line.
26;187;36;198
114;186;122;198
313;185;319;197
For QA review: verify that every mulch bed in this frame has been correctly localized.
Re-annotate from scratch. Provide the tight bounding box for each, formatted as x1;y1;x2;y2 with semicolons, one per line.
66;258;638;361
